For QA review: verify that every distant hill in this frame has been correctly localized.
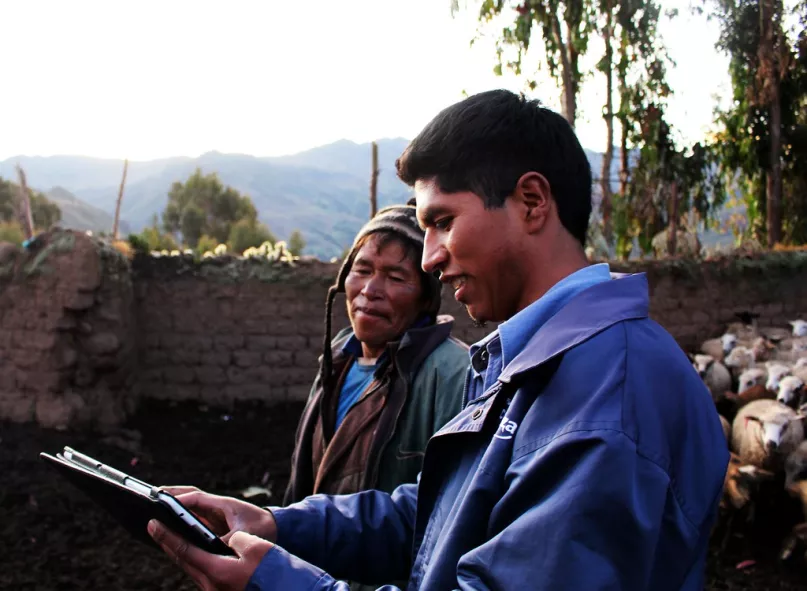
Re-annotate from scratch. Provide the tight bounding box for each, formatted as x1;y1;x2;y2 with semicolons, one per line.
45;186;131;235
0;140;738;259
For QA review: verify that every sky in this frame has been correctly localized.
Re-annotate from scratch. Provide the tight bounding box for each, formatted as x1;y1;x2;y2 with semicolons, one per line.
0;0;734;161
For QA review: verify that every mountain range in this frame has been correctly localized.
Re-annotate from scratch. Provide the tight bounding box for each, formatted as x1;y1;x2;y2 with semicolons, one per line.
0;140;733;259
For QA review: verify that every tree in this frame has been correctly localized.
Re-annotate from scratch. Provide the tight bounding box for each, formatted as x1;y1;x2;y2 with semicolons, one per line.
616;105;724;259
227;219;276;254
0;177;61;231
596;0;670;242
452;0;596;126
162;168;264;247
288;230;306;256
703;0;807;246
133;214;179;252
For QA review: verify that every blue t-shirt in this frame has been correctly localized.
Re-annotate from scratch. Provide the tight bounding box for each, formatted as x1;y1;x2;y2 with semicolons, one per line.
334;361;378;429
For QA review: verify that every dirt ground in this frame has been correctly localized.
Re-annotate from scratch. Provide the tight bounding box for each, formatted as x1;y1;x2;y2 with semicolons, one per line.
2;398;806;590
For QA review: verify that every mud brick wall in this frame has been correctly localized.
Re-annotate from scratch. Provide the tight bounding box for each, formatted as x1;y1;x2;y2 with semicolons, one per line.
131;251;807;408
132;257;349;407
609;254;807;351
0;230;138;430
5;241;807;427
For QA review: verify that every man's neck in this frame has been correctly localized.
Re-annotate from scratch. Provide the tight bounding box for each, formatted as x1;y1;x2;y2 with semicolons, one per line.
360;343;384;362
515;243;590;315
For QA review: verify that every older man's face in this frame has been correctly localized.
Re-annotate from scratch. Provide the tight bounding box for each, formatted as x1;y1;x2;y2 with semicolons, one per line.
345;234;425;355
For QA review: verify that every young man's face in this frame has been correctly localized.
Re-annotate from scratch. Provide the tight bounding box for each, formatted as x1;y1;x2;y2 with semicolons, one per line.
344;234;425;353
416;180;525;324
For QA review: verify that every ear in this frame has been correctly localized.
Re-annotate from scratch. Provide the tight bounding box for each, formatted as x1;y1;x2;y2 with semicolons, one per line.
512;172;552;234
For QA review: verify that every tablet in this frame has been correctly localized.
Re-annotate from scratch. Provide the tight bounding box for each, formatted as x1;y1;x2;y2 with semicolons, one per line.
40;446;236;556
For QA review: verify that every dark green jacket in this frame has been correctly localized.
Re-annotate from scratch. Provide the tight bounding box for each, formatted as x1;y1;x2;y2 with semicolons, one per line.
283;315;469;505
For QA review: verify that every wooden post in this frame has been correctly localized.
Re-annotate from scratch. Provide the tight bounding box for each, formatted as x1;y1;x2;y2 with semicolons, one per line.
370;142;379;219
15;164;34;240
112;159;128;239
667;181;679;256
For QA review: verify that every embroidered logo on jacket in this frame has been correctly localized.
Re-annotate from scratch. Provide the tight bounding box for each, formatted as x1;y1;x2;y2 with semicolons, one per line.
494;416;518;440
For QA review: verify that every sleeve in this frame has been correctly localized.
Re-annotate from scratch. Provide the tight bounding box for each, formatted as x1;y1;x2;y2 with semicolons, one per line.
249;482;418;590
451;429;694;590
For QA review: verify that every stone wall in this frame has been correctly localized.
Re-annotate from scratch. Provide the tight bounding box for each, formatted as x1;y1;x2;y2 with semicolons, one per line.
3;242;807;429
0;230;138;430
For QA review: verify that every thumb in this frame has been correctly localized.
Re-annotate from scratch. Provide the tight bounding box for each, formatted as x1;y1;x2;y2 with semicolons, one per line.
226;531;268;556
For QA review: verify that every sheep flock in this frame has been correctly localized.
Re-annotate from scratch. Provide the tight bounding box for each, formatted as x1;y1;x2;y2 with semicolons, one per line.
691;316;807;568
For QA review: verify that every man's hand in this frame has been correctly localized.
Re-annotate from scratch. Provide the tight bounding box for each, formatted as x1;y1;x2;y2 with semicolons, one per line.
148;519;272;591
159;486;278;543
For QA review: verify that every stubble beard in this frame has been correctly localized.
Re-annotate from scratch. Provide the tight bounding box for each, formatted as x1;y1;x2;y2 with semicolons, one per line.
465;305;487;329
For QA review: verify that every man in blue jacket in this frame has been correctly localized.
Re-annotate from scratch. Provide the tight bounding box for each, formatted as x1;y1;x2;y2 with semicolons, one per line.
148;89;730;590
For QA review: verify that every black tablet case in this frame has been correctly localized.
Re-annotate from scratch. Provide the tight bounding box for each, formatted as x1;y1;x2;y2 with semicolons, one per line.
40;451;236;556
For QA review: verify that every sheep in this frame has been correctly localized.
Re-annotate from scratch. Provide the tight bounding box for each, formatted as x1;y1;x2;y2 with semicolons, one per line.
716;452;776;552
766;361;793;392
718;384;777;422
721;452;776;511
738;367;767;393
731;399;806;472
790;320;807;337
700;333;738;362
724;345;756;374
791;360;807;384
692;354;732;400
780;480;807;564
785;440;807;487
777;375;807;409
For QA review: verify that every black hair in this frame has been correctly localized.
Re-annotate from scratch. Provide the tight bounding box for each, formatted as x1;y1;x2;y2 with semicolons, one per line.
395;89;592;246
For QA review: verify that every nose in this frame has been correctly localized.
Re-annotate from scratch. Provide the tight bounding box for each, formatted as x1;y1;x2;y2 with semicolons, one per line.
360;273;384;299
765;440;778;452
422;230;447;275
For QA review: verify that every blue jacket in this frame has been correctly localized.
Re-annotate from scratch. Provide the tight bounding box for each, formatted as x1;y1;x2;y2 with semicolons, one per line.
248;272;730;590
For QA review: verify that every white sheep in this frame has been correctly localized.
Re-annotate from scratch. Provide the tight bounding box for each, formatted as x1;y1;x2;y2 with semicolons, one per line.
724;346;756;372
700;333;738;361
766;362;793;392
777;375;806;408
790;320;807;337
692;354;732;400
738;367;767;393
731;399;806;472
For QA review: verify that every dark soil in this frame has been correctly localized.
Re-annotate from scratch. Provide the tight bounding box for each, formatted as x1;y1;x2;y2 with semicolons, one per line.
1;398;806;590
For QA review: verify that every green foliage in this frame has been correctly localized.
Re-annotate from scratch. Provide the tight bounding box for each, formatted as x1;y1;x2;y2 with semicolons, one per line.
0;176;62;231
163;168;264;247
196;234;219;255
227;219;276;254
132;215;179;252
127;233;150;255
0;221;25;244
288;230;306;256
704;0;807;245
456;0;596;123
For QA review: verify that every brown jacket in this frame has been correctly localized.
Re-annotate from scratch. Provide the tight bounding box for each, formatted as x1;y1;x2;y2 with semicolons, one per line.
283;316;468;505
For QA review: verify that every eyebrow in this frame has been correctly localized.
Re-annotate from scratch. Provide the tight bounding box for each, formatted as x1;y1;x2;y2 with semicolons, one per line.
353;256;414;275
418;205;452;228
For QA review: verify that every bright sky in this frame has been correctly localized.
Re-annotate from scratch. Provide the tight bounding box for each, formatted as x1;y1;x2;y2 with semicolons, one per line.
0;0;733;161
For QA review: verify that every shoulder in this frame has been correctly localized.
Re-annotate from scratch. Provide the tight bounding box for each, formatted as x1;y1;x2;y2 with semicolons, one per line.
418;335;470;377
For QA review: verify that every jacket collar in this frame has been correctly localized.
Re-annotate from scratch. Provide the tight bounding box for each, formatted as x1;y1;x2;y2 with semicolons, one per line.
330;315;457;382
498;272;649;384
